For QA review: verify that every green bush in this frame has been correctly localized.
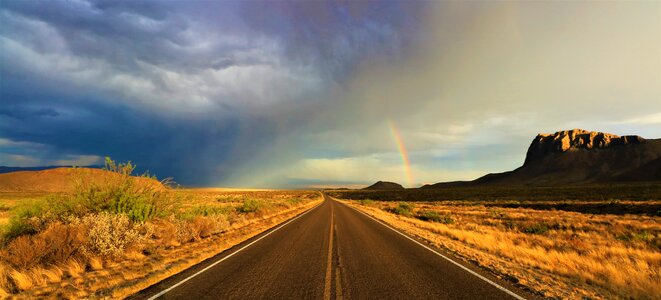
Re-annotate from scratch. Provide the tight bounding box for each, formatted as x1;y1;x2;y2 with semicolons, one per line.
238;199;262;213
522;222;550;235
358;199;375;206
3;201;47;241
286;197;303;206
179;205;234;220
387;202;414;217
618;231;653;243
67;157;174;222
416;210;454;224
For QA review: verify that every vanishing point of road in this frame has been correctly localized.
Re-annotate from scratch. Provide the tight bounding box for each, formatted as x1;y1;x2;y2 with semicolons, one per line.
132;194;530;300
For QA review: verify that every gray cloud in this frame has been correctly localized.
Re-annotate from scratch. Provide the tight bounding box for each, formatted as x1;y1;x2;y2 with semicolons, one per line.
3;1;658;188
0;0;423;186
0;106;59;119
0;1;326;117
224;1;661;187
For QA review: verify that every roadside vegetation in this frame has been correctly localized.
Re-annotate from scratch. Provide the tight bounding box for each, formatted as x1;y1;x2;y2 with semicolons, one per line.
329;184;661;207
0;158;320;298
345;199;661;299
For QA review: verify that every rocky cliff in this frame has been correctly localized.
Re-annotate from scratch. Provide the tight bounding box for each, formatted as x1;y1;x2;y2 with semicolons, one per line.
423;129;661;188
524;129;646;165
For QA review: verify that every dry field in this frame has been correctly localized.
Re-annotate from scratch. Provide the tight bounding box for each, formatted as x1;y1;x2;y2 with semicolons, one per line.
0;162;321;299
340;198;661;299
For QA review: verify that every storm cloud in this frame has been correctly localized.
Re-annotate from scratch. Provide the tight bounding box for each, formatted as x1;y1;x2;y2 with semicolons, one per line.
1;1;659;187
1;0;423;186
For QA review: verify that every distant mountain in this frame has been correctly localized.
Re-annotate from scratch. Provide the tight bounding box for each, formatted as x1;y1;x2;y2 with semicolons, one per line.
364;181;405;190
423;129;661;188
0;165;102;174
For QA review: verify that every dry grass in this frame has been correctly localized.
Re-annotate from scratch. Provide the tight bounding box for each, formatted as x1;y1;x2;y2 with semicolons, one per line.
0;189;321;298
345;199;661;299
64;259;85;278
88;257;103;271
40;267;63;283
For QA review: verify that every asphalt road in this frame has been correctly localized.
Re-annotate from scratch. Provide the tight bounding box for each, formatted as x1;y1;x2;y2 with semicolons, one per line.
132;194;528;300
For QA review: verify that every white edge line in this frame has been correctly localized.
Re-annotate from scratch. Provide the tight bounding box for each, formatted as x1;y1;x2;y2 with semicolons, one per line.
337;199;527;300
147;201;324;300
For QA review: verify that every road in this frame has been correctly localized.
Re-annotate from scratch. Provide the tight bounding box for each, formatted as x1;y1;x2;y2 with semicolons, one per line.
132;194;528;300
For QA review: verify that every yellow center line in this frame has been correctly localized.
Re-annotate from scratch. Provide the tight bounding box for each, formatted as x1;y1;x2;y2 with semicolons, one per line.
323;203;334;300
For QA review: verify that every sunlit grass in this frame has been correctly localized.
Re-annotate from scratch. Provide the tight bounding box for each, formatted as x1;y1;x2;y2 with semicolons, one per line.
347;199;661;299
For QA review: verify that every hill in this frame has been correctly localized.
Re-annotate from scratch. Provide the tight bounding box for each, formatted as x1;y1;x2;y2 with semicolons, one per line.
0;167;164;193
0;165;102;174
423;129;661;188
363;181;405;190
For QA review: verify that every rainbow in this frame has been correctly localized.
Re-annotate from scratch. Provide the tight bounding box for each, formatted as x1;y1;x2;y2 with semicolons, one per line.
388;120;414;187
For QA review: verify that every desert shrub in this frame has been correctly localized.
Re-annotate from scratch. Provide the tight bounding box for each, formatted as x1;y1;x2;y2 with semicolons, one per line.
192;217;215;239
152;219;180;248
39;223;86;264
180;205;233;220
488;208;506;218
503;219;517;230
358;199;375;206
387;202;414;217
1;223;85;268
617;231;657;249
228;213;247;225
286;197;303;206
1;236;47;269
70;159;173;222
521;222;550;235
3;202;47;241
238;199;262;213
150;215;229;245
111;191;160;223
77;213;142;257
416;210;454;224
174;221;194;243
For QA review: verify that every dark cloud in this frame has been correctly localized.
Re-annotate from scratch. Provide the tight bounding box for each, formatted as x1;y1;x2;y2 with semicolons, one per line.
0;107;59;119
238;1;423;80
0;0;427;186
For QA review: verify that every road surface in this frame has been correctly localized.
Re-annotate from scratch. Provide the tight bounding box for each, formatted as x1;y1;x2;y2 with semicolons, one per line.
132;194;528;299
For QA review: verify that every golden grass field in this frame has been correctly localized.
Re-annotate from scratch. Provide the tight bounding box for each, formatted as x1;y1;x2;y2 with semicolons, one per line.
339;198;661;299
0;164;321;299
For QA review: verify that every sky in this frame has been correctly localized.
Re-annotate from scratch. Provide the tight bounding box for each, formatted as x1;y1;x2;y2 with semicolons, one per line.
1;1;660;188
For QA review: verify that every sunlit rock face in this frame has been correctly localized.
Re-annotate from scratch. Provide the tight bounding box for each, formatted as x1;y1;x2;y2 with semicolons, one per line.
524;129;646;165
425;129;661;188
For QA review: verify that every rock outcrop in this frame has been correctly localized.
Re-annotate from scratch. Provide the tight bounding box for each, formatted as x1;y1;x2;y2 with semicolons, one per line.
363;181;405;190
524;129;646;165
423;129;661;188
